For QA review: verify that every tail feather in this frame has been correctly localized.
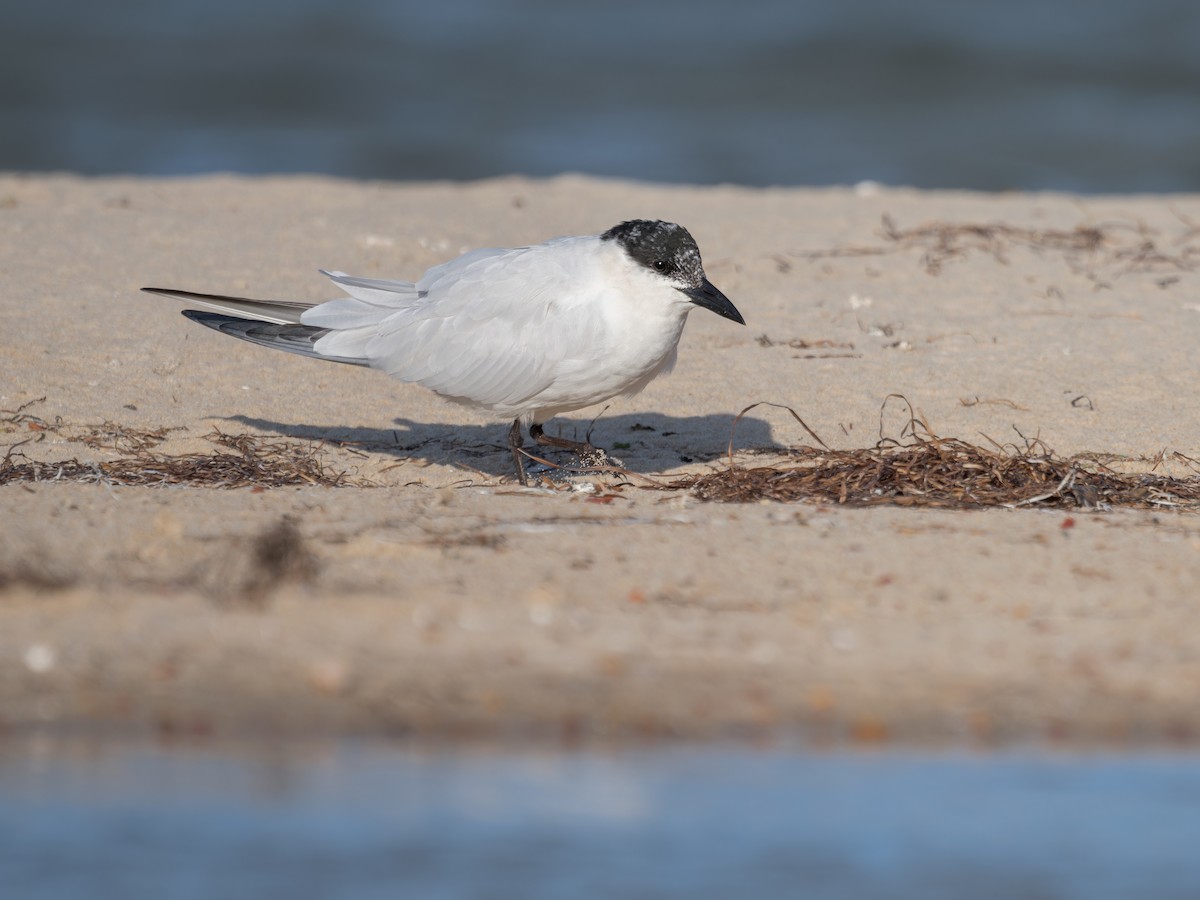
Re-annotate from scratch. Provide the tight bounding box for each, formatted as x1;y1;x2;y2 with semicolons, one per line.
180;310;370;367
142;287;313;325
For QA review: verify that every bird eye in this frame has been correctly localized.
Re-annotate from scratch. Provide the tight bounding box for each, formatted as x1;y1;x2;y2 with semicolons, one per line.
654;259;668;271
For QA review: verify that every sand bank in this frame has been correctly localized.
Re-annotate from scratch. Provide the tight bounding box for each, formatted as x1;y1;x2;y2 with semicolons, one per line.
3;174;1200;744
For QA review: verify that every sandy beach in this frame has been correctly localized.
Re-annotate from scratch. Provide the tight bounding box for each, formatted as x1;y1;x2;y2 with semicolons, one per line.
3;173;1200;745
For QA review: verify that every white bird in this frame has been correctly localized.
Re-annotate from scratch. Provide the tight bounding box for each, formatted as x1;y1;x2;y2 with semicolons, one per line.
143;219;744;484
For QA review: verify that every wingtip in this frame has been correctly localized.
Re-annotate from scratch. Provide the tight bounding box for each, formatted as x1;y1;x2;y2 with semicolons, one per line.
142;286;195;300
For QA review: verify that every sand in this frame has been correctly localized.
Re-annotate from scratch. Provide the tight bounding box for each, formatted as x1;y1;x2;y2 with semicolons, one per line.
3;173;1200;746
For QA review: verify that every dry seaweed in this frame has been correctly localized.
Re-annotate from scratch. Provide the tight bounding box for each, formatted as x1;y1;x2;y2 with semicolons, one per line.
674;441;1200;509
2;397;363;488
665;398;1200;510
794;214;1200;279
2;397;182;453
1;428;362;489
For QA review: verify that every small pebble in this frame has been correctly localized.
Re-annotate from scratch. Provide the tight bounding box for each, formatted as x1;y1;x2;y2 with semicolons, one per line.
308;658;350;695
528;602;555;627
829;627;857;652
23;643;56;673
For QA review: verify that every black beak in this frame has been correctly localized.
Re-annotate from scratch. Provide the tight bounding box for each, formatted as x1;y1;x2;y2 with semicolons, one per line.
681;279;745;325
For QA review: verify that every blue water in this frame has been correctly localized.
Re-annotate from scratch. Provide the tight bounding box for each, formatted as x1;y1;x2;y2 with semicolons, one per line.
3;739;1200;899
4;0;1200;192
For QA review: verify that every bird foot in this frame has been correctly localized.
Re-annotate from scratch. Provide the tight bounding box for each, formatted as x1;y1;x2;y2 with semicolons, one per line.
528;422;622;475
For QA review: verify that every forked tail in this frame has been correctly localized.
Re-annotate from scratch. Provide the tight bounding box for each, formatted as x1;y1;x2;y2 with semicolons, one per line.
141;287;370;367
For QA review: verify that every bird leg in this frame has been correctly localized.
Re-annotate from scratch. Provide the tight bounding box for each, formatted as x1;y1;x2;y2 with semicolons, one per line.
508;417;529;486
510;423;617;482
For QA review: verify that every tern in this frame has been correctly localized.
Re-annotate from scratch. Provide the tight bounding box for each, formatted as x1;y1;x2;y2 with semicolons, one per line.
143;219;745;484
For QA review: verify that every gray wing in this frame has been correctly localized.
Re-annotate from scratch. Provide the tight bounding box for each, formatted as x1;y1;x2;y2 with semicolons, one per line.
179;311;370;366
313;239;602;411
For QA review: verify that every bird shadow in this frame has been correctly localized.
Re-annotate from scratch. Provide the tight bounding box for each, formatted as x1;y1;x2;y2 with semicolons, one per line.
224;412;777;478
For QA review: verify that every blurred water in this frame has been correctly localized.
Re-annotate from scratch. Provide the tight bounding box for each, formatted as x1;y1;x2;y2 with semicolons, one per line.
2;738;1200;899
3;0;1200;191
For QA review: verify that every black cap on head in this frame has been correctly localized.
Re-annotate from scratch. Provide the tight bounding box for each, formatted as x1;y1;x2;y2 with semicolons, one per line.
602;219;703;287
602;219;744;325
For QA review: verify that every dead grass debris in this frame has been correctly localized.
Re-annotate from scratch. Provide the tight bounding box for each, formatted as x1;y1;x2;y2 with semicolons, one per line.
666;399;1200;510
794;213;1200;280
1;399;363;489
